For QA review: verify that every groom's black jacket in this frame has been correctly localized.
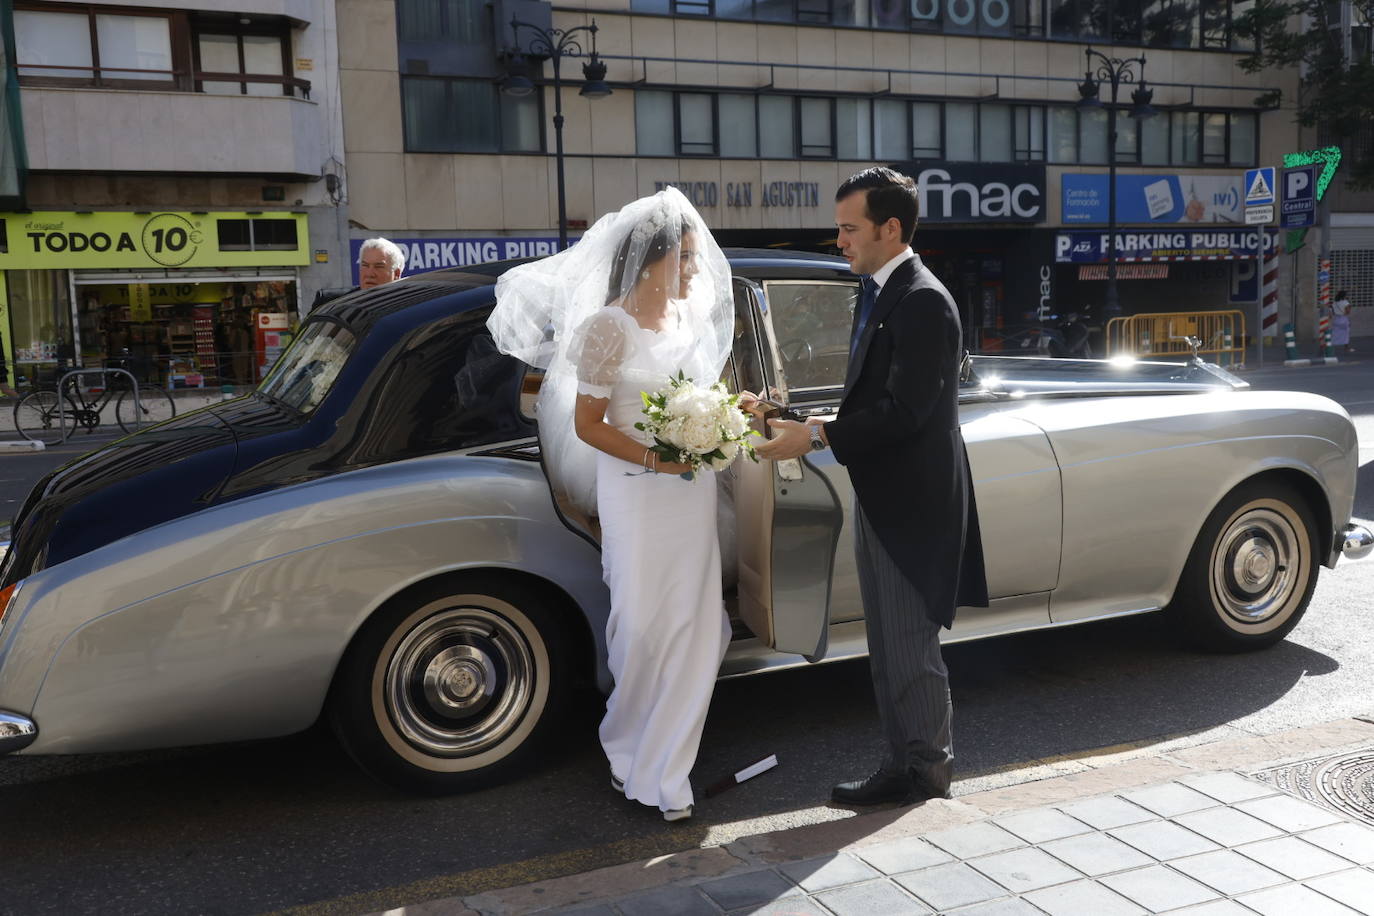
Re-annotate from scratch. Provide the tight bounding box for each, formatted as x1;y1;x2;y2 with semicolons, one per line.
824;254;989;628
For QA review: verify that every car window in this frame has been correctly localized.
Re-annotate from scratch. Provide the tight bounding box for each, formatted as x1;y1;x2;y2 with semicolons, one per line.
731;280;768;398
257;319;355;413
762;280;857;396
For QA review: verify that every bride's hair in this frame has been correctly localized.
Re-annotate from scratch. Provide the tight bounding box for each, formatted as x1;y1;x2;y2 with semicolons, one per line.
606;216;691;305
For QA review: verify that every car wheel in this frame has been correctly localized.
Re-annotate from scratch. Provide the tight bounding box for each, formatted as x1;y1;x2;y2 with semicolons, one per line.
1168;480;1319;652
329;575;573;794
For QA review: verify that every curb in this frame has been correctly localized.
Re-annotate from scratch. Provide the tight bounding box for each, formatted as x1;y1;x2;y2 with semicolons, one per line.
363;716;1374;916
1282;357;1340;368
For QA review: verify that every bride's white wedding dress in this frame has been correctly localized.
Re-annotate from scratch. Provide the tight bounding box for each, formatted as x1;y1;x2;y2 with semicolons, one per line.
578;305;731;814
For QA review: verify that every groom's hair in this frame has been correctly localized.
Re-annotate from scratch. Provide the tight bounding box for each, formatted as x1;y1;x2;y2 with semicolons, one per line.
836;167;919;244
606;216;690;304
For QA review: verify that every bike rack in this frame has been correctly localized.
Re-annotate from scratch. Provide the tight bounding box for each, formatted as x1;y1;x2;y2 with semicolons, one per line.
54;367;143;443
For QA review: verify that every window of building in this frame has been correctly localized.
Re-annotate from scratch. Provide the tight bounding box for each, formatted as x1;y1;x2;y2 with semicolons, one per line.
759;96;795;157
799;97;833;157
1048;107;1077;162
396;0;486;43
679;93;717;155
1202;111;1228;163
636;91;675;156
979;104;1012;161
1172;111;1200;164
402;77;541;153
910;102;940;159
194;29;292;97
1079;107;1108;163
720;94;758;156
1115;115;1139;163
945;102;977;160
1228;111;1255;164
837;97;872;159
15;5;177;88
1141;113;1170;164
875;99;910;160
216;218;300;252
1014;105;1045;161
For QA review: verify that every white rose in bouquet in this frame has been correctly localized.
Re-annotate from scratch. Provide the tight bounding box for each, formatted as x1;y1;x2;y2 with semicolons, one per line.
635;372;760;480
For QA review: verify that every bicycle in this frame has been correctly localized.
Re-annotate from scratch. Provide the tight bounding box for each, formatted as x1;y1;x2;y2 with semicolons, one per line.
13;363;177;446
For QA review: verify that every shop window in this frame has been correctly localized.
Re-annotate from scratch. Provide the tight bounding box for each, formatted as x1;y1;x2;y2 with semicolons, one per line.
15;6;177;88
194;29;294;97
799;98;833;158
217;219;299;252
720;94;758;157
1141;112;1170;164
402;77;540;153
635;91;675;156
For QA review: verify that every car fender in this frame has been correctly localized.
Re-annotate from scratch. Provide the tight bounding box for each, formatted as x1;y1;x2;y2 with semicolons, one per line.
0;453;609;755
1019;390;1356;624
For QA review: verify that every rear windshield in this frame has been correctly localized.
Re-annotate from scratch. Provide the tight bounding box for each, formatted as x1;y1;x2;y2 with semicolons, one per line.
257;320;356;413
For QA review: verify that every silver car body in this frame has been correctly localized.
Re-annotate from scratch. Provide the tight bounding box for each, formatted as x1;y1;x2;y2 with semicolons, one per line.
0;261;1366;759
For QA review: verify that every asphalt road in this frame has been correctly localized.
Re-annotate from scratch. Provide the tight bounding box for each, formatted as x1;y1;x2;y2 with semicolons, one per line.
2;361;1372;915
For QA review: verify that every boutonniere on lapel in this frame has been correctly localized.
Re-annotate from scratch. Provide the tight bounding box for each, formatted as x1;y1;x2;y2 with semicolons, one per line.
876;322;885;330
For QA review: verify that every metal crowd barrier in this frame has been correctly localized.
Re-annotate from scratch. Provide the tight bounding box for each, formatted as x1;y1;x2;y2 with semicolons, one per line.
1106;311;1248;367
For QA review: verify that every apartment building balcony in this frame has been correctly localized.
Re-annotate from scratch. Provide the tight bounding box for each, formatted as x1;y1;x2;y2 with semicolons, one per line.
21;85;324;181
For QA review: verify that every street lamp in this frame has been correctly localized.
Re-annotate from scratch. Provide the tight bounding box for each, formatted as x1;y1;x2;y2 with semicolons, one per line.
501;19;612;250
1076;47;1156;321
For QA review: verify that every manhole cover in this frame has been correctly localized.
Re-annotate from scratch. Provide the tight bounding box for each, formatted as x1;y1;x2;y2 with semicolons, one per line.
1254;749;1374;825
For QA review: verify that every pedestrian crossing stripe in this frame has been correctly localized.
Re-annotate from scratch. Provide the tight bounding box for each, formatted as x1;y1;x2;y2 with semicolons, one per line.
1246;169;1274;204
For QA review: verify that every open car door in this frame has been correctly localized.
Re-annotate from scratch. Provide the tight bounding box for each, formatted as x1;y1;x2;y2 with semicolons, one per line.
729;278;843;662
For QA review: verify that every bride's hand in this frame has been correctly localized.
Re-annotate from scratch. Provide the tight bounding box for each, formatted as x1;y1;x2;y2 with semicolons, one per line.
655;458;696;476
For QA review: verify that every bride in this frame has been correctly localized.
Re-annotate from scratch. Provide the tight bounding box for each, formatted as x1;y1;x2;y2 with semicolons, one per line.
488;189;736;821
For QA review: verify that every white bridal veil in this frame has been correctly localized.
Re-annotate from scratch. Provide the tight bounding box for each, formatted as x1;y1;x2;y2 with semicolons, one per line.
487;187;734;514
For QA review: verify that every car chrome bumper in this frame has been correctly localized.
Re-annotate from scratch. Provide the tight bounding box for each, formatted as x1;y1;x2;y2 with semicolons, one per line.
0;711;37;754
1340;524;1374;561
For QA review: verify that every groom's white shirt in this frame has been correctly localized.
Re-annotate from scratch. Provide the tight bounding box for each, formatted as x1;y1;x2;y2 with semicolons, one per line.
871;246;915;295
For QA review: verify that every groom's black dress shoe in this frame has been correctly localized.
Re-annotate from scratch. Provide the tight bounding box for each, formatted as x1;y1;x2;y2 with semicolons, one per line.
831;771;913;806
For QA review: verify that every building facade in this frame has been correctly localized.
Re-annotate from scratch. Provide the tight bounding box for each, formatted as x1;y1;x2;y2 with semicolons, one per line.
337;0;1301;349
0;0;349;391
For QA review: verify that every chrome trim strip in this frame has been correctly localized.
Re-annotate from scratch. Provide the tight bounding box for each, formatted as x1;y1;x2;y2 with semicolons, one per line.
0;711;37;754
1341;524;1374;561
719;606;1168;680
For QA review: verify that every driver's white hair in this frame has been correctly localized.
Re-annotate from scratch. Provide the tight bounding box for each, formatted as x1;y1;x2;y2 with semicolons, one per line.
358;237;406;273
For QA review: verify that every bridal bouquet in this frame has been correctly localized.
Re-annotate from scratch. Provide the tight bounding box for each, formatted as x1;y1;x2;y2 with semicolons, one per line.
636;372;759;480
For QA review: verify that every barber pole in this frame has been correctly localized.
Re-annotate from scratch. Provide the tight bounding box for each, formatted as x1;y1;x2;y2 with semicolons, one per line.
1318;311;1332;358
1261;249;1279;341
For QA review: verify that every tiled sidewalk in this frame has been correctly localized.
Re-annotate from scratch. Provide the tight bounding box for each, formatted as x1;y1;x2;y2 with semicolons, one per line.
556;772;1374;916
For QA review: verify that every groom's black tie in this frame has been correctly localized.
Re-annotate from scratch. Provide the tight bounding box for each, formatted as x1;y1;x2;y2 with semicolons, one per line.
851;277;879;359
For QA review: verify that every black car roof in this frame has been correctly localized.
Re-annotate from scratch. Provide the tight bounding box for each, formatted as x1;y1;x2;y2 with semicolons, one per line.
312;248;851;335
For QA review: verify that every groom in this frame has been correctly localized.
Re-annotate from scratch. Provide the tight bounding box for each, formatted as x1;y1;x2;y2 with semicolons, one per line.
758;167;987;805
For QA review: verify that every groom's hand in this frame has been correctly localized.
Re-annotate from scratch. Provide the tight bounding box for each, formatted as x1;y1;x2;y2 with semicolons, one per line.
756;418;812;460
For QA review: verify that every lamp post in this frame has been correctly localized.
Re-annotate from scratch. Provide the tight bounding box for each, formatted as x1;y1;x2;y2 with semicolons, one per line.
501;19;612;251
1075;47;1155;321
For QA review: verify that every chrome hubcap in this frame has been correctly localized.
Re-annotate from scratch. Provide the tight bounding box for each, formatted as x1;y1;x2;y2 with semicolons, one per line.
386;606;535;758
1214;509;1299;625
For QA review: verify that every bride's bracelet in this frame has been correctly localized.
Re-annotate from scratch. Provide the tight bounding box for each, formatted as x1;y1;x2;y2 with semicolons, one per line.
643;447;653;472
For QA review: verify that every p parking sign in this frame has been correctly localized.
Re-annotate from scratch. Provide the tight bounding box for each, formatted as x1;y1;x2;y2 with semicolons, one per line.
1281;165;1316;229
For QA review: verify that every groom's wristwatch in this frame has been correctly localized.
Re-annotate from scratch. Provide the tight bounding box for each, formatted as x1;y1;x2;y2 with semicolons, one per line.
808;424;826;451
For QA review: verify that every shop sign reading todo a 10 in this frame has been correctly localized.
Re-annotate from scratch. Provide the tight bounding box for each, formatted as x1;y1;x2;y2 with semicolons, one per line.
0;211;309;270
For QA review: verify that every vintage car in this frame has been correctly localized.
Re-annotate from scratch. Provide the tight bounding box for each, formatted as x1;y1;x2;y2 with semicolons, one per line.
1;250;1370;795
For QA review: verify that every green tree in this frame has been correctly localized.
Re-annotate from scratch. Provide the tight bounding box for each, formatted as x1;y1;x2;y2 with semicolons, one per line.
1235;0;1374;187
